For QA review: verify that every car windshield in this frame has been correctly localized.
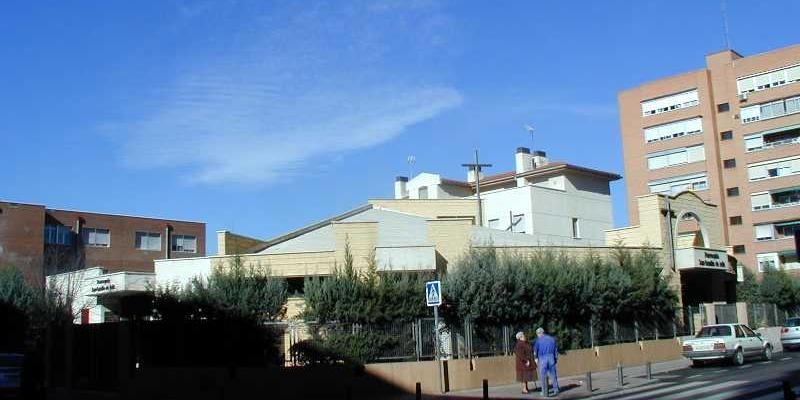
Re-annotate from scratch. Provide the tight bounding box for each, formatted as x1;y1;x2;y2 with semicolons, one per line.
696;325;732;337
787;318;800;327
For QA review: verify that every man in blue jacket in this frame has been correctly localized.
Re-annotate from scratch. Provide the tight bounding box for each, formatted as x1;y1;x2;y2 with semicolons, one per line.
533;327;559;397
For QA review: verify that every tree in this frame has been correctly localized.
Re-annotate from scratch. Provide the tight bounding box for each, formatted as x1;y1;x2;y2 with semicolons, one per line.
736;268;761;304
760;270;800;312
152;254;288;322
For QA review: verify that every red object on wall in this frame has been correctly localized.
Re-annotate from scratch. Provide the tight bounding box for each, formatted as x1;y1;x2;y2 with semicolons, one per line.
80;308;90;324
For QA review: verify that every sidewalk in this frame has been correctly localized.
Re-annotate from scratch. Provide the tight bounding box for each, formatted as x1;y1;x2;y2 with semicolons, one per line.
443;358;690;399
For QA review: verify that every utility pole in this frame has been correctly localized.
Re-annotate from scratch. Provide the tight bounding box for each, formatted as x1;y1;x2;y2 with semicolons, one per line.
461;149;492;226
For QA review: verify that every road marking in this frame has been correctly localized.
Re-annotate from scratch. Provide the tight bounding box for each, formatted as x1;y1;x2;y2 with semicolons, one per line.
780;357;791;361
688;374;704;379
602;380;709;400
586;381;675;399
737;364;753;369
657;380;751;400
698;381;782;400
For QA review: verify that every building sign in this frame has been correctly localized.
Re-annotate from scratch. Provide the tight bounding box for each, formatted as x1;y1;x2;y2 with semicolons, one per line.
697;251;727;269
90;278;117;293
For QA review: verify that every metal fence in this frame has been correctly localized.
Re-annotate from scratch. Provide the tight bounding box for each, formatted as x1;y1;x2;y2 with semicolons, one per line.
747;303;786;328
290;313;682;365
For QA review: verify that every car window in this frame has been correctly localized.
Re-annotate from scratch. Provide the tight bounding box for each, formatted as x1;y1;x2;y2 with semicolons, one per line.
742;325;758;337
787;318;800;327
734;325;745;338
696;325;732;337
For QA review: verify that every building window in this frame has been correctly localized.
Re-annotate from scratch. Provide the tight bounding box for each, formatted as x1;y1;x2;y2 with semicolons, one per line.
571;218;581;239
646;145;705;170
717;103;730;112
726;187;740;197
747;155;800;181
418;186;428;199
44;225;73;246
733;245;746;254
643;117;703;143
510;214;525;234
757;253;779;272
741;95;800;124
83;228;110;247
723;159;736;168
729;216;742;225
648;173;708;195
488;218;500;229
641;89;699;117
720;131;733;141
775;220;800;239
755;224;774;241
737;64;800;94
744;125;800;152
135;232;161;251
171;235;197;253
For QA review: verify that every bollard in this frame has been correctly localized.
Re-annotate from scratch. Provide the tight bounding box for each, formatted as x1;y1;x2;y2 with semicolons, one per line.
416;382;422;400
646;362;652;380
617;363;624;388
483;379;489;400
585;371;593;393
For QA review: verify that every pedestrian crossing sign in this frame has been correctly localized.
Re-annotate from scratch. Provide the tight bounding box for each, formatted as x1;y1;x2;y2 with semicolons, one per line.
425;280;442;306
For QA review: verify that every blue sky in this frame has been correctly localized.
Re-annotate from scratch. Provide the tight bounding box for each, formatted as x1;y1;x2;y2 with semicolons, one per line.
2;1;799;253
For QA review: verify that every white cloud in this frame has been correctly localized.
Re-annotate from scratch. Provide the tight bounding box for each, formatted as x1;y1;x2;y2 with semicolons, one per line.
117;1;461;184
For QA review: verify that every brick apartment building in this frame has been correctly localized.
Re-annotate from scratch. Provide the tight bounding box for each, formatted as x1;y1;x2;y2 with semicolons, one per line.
618;44;800;275
0;200;205;285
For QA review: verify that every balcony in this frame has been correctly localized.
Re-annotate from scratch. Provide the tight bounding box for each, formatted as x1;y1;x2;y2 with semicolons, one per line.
752;187;800;211
675;247;730;271
745;126;800;153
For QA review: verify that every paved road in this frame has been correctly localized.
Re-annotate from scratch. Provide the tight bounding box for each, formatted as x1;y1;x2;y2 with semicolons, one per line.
445;351;800;400
588;352;800;400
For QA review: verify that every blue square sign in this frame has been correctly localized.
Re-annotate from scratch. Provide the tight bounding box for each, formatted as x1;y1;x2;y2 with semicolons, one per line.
425;280;442;306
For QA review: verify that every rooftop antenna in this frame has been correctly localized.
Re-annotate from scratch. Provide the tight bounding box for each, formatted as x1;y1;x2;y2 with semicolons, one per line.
721;0;731;50
524;124;535;150
407;155;416;178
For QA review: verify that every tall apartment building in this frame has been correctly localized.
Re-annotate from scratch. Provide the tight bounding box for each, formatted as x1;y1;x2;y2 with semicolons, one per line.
0;200;206;285
619;45;800;275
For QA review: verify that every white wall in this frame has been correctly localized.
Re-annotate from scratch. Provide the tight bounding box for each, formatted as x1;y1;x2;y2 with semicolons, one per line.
155;257;213;290
480;172;613;246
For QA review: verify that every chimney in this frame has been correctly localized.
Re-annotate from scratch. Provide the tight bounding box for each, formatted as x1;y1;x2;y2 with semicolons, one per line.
515;147;533;174
467;167;483;183
394;176;409;199
532;150;548;168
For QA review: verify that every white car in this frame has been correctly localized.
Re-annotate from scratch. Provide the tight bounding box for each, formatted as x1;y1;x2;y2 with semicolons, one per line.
682;323;772;367
781;317;800;350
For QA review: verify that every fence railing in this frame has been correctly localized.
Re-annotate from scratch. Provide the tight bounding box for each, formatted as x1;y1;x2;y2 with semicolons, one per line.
290;313;682;365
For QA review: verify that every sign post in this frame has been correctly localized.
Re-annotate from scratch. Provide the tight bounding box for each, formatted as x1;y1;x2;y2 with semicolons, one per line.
425;280;444;393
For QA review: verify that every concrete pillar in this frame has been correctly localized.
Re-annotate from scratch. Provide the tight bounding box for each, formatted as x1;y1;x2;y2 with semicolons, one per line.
703;303;717;325
736;302;749;326
395;176;409;199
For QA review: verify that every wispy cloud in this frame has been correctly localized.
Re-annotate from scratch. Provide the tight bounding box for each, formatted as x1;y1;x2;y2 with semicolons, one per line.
116;1;461;184
523;102;618;119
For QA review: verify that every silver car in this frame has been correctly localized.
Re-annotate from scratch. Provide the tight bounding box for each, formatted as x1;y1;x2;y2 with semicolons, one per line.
781;317;800;350
682;323;772;367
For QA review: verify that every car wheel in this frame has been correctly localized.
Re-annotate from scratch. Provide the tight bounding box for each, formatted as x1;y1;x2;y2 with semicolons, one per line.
763;345;773;361
732;348;744;366
691;360;704;368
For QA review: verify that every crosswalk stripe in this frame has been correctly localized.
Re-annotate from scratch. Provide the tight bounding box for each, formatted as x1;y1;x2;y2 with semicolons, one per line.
597;380;710;400
584;381;677;399
780;357;791;361
692;381;783;400
656;380;758;400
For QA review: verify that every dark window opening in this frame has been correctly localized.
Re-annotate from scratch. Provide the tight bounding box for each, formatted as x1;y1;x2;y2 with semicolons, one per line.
726;187;740;197
729;216;742;225
287;277;305;296
724;159;736;168
721;131;733;140
717;103;730;112
733;245;746;254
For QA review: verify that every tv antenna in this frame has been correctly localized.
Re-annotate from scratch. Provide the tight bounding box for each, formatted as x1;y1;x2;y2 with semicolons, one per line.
407;155;416;178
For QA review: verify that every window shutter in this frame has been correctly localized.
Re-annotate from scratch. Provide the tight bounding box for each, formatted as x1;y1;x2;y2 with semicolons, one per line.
755;225;774;240
751;192;771;210
744;135;764;151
